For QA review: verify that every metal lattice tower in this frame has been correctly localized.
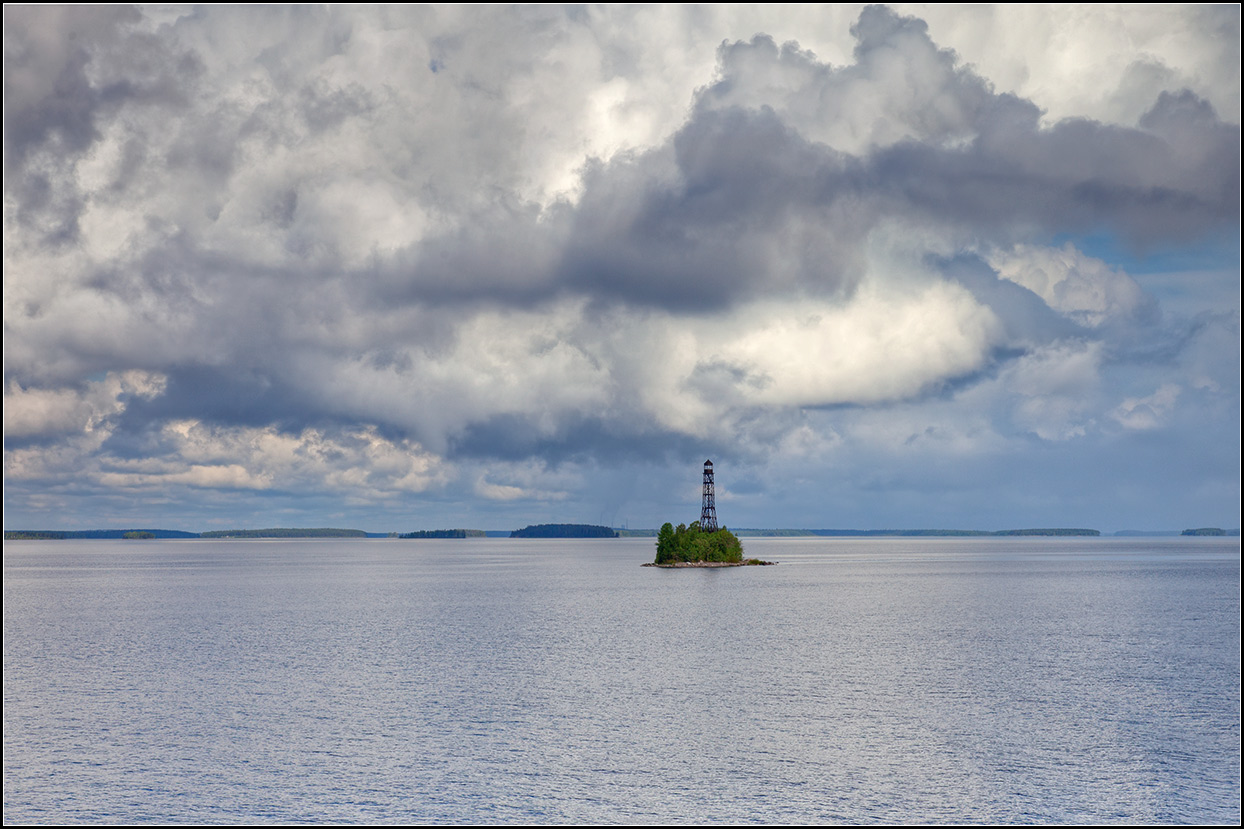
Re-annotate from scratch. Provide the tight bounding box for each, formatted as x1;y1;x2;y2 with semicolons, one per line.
700;459;718;531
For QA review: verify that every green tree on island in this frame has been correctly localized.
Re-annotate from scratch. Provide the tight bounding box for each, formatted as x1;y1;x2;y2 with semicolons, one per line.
654;521;744;564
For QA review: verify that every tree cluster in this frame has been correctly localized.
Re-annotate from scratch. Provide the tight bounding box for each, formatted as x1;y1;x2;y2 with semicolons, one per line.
199;528;367;538
4;529;196;539
654;522;744;564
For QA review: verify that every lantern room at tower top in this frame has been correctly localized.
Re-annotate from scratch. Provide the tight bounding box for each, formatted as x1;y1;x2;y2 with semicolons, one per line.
700;459;718;532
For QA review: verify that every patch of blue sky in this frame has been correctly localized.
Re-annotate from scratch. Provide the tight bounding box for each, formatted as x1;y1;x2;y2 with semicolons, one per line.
1058;227;1239;277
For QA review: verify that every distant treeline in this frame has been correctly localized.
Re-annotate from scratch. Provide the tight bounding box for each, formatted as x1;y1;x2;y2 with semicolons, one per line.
732;528;1102;537
989;529;1101;536
511;524;618;538
200;528;367;538
29;525;1223;541
4;529;198;540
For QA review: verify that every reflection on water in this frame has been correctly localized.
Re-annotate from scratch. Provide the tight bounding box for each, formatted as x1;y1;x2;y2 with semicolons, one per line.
4;537;1240;823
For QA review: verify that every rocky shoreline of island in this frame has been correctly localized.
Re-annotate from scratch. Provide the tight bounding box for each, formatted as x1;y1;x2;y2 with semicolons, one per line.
643;558;775;568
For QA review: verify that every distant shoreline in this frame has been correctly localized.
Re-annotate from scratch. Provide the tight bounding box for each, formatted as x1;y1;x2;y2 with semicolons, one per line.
735;528;1105;537
6;526;1239;540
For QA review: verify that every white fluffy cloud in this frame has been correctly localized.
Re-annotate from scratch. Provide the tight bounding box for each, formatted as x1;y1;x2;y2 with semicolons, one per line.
7;414;446;502
4;370;166;438
1111;384;1181;431
989;243;1151;328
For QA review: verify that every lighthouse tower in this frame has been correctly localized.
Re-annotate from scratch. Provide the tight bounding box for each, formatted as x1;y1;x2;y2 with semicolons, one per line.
700;460;719;531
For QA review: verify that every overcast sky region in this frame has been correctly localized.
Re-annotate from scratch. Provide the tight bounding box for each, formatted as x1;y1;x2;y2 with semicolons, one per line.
4;4;1240;533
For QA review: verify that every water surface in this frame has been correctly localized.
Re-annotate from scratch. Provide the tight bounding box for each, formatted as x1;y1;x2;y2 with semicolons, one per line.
4;537;1239;824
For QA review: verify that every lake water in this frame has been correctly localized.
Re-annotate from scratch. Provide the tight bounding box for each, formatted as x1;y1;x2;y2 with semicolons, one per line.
3;537;1239;824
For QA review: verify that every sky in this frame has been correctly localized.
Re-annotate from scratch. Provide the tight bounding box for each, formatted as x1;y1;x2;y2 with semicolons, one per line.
3;4;1240;533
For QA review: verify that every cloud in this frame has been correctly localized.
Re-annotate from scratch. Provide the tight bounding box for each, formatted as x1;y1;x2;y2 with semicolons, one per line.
700;280;1001;409
1111;384;1181;431
396;8;1237;316
988;243;1153;328
911;4;1241;128
3;5;1239;529
6;416;446;503
1005;341;1102;441
4;370;166;439
473;460;576;502
699;13;994;155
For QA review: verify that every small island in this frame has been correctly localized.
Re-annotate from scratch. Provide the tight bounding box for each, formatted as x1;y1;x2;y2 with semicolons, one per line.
646;521;773;567
1181;527;1237;536
647;460;775;567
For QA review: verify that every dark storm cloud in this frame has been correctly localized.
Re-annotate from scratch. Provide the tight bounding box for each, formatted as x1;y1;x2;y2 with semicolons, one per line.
865;100;1238;245
116;366;311;431
3;6;139;167
4;5;203;244
556;108;868;310
448;412;711;465
382;6;1236;316
374;199;570;308
702;7;1239;243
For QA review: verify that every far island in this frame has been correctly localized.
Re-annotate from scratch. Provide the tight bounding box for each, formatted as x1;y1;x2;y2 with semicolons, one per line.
510;524;618;538
200;528;368;539
1181;527;1238;536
